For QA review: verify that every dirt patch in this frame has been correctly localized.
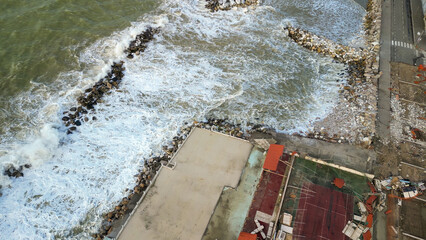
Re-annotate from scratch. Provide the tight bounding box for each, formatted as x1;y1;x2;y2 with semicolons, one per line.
400;199;426;238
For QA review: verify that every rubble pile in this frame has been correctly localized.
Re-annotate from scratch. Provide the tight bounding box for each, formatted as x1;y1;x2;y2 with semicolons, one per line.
93;118;270;239
390;97;426;143
343;175;425;240
344;176;424;240
61;27;159;135
284;0;382;147
389;63;426;143
205;0;258;12
375;176;424;199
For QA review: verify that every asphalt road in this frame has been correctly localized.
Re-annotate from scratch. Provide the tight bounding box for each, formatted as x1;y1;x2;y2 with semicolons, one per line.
377;0;425;141
390;0;420;64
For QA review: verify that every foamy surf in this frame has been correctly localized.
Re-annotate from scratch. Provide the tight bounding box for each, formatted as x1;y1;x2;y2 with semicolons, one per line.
0;0;364;238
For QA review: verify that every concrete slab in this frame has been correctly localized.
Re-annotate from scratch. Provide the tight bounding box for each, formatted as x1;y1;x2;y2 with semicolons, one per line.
118;128;253;240
202;147;265;240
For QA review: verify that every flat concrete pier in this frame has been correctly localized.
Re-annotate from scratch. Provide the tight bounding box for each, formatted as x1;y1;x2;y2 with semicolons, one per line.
118;128;253;240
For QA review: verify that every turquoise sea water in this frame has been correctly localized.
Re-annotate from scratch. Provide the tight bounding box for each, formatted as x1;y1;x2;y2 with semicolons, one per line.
0;0;365;238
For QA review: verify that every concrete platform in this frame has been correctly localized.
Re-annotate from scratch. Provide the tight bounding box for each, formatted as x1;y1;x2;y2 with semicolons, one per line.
118;128;253;240
202;147;265;240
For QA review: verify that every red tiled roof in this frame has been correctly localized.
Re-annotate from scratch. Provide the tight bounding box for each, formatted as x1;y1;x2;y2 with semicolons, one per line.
263;144;284;171
368;181;376;193
333;178;345;188
366;195;377;205
238;232;257;240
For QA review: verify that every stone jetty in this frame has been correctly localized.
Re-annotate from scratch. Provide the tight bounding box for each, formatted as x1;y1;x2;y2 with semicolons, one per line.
61;27;159;135
2;27;161;193
285;26;369;64
205;0;258;12
284;0;382;147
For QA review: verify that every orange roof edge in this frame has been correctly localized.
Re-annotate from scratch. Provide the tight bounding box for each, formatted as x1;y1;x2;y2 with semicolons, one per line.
366;195;377;205
363;230;372;240
263;144;285;171
366;214;373;228
238;232;257;240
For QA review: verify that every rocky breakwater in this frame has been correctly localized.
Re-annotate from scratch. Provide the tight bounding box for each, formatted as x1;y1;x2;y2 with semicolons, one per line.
205;0;258;12
93;119;270;239
0;164;32;197
0;28;160;196
285;2;382;148
61;27;159;135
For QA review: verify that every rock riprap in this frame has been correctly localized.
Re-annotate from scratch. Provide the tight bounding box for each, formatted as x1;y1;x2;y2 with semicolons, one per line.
205;0;258;11
62;27;160;134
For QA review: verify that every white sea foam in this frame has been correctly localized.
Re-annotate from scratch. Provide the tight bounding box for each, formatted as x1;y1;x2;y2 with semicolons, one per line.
0;0;364;238
271;0;366;47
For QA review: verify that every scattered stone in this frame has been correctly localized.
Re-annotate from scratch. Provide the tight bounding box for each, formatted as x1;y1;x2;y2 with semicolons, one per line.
3;165;24;178
205;0;258;11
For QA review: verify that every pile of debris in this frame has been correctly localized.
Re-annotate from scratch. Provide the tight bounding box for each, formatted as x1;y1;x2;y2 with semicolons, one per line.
276;213;293;240
344;177;424;240
346;181;379;240
375;176;424;199
342;220;371;240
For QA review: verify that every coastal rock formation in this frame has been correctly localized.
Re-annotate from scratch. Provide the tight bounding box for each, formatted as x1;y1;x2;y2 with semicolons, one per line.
3;164;31;178
125;27;160;59
62;27;160;134
284;0;382;147
285;26;369;65
205;0;258;12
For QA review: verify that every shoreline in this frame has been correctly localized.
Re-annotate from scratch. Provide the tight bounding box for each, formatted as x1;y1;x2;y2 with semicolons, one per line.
94;0;384;238
1;0;385;238
285;0;382;147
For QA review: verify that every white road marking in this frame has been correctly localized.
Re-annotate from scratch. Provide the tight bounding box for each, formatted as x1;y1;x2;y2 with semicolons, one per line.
391;40;416;50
